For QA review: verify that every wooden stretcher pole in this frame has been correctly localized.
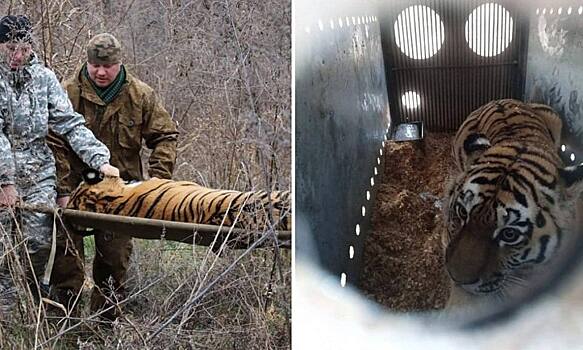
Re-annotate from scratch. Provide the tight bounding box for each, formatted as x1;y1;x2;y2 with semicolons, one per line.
19;204;291;249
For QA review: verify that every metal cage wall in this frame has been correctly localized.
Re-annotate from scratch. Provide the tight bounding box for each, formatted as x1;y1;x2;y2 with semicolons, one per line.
525;2;583;156
295;0;390;284
380;0;529;132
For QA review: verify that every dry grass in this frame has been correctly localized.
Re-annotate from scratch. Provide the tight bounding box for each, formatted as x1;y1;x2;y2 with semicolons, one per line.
0;232;291;349
0;0;290;348
359;133;454;312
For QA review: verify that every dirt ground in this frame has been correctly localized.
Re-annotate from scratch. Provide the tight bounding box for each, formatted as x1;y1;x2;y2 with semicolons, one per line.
359;132;456;312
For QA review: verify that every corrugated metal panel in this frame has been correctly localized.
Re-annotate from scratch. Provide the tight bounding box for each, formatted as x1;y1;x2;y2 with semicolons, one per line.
382;0;527;132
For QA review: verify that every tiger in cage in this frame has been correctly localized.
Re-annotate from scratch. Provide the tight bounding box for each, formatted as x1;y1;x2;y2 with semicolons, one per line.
443;98;583;301
67;168;292;232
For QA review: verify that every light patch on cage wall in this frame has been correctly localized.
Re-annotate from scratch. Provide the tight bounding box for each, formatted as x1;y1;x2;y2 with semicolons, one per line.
526;10;583;149
537;15;567;57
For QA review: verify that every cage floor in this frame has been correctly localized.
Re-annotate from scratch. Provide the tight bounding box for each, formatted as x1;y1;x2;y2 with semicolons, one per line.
359;132;455;312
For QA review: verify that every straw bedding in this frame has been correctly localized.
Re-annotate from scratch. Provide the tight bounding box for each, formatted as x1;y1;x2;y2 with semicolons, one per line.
359;133;455;311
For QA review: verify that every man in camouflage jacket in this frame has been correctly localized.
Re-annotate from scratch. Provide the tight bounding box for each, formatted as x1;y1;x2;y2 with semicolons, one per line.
49;33;178;319
0;16;119;313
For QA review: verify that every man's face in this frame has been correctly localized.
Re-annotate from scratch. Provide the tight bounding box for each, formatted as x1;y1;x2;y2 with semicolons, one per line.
0;42;32;69
87;62;121;87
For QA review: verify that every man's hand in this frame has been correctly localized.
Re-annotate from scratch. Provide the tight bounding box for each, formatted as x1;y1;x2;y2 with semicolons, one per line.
99;163;120;177
56;196;70;208
0;185;18;207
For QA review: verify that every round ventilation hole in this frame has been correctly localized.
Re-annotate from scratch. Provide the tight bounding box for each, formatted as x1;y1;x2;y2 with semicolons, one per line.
465;3;514;57
402;91;421;109
394;5;445;59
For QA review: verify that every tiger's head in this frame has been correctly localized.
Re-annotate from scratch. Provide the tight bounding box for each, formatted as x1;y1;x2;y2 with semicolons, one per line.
444;141;583;296
68;169;128;212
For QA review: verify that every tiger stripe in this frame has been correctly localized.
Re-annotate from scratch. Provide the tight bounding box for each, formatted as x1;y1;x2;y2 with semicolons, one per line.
68;175;292;231
443;99;583;297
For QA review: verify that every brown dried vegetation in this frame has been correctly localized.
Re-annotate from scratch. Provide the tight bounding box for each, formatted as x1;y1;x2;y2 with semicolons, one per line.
359;133;454;312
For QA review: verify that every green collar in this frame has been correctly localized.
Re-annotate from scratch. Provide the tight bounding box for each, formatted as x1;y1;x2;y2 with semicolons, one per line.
83;64;126;104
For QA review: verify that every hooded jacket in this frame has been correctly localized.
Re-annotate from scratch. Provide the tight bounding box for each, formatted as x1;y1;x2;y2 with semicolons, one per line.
50;65;178;195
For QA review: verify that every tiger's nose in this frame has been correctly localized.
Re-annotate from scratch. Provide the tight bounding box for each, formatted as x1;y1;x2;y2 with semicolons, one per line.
447;272;480;286
445;229;494;286
445;245;487;285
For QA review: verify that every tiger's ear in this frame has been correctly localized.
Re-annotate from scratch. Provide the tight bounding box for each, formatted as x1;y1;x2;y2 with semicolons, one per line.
559;164;583;199
530;103;562;149
464;133;491;164
82;168;103;185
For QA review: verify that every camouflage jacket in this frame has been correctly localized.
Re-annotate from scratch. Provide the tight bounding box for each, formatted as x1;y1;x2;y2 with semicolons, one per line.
0;56;110;188
50;65;178;195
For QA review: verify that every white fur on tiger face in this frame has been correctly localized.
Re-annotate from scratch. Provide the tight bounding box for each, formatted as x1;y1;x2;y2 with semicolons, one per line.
444;99;583;297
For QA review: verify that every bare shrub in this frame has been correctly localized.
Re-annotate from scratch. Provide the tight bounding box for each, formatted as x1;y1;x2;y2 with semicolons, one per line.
0;0;291;348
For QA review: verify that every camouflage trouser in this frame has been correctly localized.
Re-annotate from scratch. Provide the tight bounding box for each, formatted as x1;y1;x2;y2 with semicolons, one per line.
51;228;133;320
0;181;55;316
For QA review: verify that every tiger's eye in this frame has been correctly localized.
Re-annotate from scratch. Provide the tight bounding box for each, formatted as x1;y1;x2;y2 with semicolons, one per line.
456;203;467;220
499;228;522;244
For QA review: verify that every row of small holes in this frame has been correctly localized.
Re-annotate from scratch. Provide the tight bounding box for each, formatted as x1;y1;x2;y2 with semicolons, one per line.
305;15;378;34
342;124;390;287
536;7;583;15
303;13;378;288
309;11;383;287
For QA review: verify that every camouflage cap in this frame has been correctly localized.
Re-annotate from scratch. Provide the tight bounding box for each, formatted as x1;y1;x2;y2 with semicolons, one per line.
86;33;122;64
0;15;32;43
